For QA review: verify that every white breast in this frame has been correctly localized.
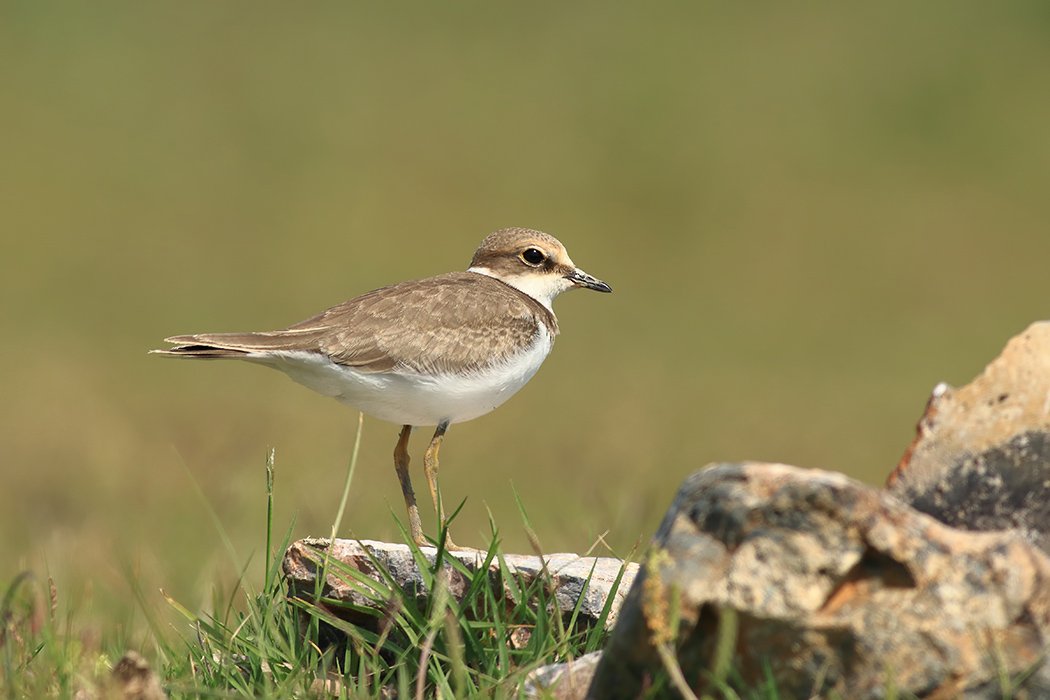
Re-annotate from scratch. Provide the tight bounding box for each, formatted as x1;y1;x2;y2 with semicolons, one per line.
249;328;555;427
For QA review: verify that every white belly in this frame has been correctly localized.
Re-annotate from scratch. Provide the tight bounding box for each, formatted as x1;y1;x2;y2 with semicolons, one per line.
248;330;554;427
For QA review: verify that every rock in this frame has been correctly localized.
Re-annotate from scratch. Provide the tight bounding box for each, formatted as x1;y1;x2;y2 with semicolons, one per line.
888;321;1050;552
523;652;602;700
282;538;637;635
586;462;1050;699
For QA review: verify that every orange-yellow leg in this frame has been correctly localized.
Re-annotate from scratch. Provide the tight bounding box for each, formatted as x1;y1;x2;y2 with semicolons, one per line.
392;425;425;546
423;421;461;550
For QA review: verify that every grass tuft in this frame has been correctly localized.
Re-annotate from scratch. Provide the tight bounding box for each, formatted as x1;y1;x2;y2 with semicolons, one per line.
6;437;634;697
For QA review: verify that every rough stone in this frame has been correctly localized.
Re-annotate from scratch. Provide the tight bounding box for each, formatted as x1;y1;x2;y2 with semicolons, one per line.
282;538;637;635
523;652;602;700
587;462;1050;700
889;321;1050;552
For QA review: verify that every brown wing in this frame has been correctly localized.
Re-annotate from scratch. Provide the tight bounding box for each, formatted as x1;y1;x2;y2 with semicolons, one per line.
155;272;557;374
291;272;556;373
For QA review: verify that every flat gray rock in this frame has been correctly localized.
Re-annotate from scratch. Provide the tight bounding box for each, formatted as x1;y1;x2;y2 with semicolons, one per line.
523;651;602;700
283;538;637;632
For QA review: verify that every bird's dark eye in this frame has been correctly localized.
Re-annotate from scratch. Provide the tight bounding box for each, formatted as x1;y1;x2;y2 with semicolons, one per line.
520;248;545;266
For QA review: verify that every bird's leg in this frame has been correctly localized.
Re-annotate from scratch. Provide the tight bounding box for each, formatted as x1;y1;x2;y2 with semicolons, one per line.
393;425;425;546
423;421;461;550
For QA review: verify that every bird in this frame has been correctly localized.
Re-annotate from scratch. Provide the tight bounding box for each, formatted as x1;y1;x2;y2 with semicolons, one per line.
152;227;611;548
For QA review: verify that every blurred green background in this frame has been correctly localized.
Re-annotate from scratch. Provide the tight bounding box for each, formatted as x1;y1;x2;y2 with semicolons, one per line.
3;2;1050;624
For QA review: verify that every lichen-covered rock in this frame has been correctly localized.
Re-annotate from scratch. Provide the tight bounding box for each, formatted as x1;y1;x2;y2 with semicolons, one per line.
587;463;1050;699
889;321;1050;552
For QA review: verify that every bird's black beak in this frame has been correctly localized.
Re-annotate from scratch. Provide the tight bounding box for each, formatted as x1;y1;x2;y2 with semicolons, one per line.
567;268;612;293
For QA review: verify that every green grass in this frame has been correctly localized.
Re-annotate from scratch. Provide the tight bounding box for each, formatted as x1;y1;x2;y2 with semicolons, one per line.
1;433;634;699
157;522;622;698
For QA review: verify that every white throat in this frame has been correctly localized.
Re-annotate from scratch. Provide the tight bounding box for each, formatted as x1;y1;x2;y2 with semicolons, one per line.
468;266;571;312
